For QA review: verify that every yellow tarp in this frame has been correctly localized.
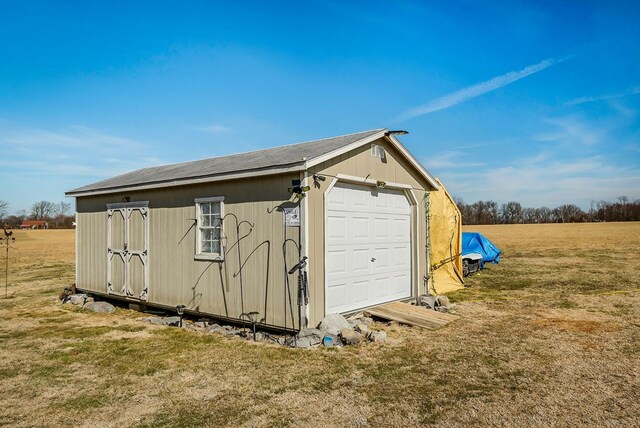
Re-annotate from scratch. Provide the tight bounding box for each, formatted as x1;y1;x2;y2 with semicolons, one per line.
428;178;464;294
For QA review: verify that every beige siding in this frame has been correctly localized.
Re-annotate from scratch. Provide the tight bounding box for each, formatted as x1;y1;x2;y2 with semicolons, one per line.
76;174;302;330
305;137;434;326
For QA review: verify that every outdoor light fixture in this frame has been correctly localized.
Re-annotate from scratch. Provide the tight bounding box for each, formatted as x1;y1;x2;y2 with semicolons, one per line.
386;130;409;136
376;180;386;189
122;196;131;203
247;311;260;341
288;179;310;196
312;174;326;182
176;304;186;327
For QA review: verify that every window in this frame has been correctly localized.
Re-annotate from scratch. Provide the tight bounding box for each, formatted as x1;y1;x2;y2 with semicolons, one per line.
195;197;224;260
371;144;386;159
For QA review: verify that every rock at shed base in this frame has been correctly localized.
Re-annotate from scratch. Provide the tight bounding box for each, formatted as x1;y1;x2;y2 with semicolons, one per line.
143;316;180;326
368;330;387;343
84;301;115;314
354;323;369;335
418;294;437;309
68;294;88;305
319;313;352;335
297;328;324;346
205;323;221;333
435;295;450;309
292;337;312;348
340;328;362;346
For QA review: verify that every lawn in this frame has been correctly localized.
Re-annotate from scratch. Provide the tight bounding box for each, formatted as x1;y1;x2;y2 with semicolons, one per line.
0;224;638;427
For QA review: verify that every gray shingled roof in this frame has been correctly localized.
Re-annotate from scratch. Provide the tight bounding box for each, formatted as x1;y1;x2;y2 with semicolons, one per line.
66;129;385;195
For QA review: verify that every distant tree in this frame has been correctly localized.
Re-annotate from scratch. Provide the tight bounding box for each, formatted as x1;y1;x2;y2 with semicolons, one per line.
536;207;553;223
522;207;538;223
501;202;523;224
486;201;500;224
52;201;72;228
472;201;488;224
0;199;8;220
31;200;57;220
554;204;584;223
453;197;474;224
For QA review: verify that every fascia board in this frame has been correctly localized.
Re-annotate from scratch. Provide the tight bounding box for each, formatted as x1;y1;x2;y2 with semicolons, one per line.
66;164;306;198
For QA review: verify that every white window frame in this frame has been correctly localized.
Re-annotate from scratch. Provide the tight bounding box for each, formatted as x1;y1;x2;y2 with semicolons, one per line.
194;196;225;261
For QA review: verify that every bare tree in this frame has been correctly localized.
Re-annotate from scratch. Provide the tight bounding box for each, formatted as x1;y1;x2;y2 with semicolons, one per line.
536;207;553;223
501;202;523;224
522;207;538;223
554;204;584;223
56;201;71;217
0;200;8;220
31;201;57;220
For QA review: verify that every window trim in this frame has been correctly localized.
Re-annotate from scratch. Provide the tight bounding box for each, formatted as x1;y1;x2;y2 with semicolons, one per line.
194;196;225;261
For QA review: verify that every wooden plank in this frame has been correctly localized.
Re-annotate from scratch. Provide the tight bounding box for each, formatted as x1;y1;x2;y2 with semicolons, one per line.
364;301;457;329
385;301;458;322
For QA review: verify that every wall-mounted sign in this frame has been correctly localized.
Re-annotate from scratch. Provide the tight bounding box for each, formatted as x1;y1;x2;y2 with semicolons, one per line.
284;206;300;226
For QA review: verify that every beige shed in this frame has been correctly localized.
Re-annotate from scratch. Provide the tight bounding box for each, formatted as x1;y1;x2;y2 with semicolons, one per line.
66;128;460;331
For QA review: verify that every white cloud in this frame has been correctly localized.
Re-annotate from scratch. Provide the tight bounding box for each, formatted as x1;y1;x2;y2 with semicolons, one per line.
0;123;165;179
439;155;640;209
425;151;485;169
196;124;232;134
398;56;568;120
534;116;604;146
566;86;640;106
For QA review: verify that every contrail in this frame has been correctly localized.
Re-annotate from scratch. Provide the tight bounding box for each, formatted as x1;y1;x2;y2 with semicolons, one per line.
566;86;640;105
398;56;568;121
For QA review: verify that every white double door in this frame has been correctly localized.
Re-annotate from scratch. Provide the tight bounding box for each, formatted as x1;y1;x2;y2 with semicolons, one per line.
326;182;412;314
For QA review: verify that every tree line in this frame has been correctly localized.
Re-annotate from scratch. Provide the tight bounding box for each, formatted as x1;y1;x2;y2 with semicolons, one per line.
454;196;640;225
0;200;75;228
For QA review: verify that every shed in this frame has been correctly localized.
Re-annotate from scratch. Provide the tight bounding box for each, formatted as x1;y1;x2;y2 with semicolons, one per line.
66;128;461;331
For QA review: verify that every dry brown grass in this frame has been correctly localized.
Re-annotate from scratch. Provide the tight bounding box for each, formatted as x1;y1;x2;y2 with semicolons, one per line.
1;224;639;427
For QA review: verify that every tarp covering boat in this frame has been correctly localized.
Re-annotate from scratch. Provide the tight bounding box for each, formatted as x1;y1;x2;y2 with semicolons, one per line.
462;232;501;264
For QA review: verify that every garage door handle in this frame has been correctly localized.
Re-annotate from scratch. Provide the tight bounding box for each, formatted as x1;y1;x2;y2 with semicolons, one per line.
371;257;376;262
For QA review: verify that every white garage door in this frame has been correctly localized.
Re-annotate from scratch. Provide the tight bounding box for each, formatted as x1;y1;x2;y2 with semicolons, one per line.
326;182;412;314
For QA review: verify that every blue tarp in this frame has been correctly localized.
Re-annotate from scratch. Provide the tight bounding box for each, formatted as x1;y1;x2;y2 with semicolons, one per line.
462;232;502;264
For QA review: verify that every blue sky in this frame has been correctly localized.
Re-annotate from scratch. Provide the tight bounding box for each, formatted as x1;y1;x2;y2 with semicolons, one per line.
1;0;639;213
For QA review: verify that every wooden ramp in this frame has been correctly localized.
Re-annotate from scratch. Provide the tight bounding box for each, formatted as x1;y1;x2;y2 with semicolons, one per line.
364;301;458;329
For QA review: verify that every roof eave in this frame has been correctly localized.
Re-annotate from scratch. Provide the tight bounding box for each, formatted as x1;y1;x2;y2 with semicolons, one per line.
66;163;306;198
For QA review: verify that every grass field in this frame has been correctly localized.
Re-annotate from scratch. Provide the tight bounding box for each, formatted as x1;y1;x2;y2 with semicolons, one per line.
0;224;639;427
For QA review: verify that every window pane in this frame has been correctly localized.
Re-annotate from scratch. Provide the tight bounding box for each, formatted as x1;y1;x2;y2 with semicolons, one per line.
202;214;211;227
201;240;212;253
201;229;213;241
212;201;220;214
201;203;211;215
212;240;221;254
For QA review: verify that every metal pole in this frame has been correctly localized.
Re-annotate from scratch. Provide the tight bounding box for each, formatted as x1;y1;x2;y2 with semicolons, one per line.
5;241;8;299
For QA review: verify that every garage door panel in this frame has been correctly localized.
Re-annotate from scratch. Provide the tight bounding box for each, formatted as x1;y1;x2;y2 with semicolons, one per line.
393;218;409;238
353;189;368;207
327;250;347;274
327;182;412;314
352;217;369;239
327;282;347;312
393;247;410;268
327;216;347;240
351;280;369;304
373;248;390;268
352;249;369;272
